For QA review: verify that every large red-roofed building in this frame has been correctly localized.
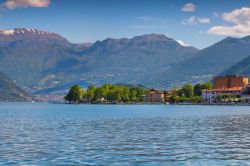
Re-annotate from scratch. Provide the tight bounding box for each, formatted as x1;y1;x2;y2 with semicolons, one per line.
202;75;249;103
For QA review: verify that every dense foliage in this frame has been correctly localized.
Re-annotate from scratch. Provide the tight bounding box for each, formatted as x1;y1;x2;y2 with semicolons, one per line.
65;82;214;104
214;94;241;103
64;85;84;103
64;84;148;103
169;82;212;103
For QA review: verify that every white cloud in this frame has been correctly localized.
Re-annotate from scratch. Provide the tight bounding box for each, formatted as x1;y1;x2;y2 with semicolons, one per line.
177;40;190;46
182;16;210;25
222;7;250;25
208;7;250;36
181;16;197;25
198;17;210;24
2;0;50;9
181;3;196;12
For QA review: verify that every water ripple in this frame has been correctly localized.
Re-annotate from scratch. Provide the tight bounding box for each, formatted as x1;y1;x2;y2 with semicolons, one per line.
0;103;250;165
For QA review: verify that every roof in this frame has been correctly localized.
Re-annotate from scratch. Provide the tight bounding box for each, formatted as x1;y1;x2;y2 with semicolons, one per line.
214;75;248;79
148;91;164;94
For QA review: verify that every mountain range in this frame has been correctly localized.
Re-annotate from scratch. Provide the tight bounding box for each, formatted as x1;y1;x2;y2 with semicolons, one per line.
0;28;249;95
157;36;250;87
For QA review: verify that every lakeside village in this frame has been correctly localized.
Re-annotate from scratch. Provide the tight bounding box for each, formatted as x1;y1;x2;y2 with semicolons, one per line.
64;75;250;104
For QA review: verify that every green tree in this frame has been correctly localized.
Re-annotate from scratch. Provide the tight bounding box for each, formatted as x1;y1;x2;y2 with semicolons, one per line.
130;88;138;102
177;89;185;97
135;88;147;102
191;96;201;103
114;90;122;102
194;83;202;96
182;84;194;98
64;85;84;103
202;82;213;89
106;90;116;101
66;83;148;103
86;84;95;99
194;82;213;97
121;86;130;102
94;87;105;100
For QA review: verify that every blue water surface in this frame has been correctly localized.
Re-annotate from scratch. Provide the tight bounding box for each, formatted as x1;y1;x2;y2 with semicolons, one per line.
0;103;250;165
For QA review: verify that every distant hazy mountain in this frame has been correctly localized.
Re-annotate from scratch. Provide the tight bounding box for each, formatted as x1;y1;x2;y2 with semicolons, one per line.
59;34;198;91
0;28;198;93
156;35;250;88
82;34;198;70
222;55;250;77
0;71;31;101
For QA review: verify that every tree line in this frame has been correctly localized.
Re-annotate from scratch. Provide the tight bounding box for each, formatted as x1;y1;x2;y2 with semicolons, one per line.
65;82;213;104
168;82;213;103
64;84;149;103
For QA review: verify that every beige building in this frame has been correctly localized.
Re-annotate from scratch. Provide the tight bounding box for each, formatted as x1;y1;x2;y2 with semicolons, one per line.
143;91;164;102
202;88;243;103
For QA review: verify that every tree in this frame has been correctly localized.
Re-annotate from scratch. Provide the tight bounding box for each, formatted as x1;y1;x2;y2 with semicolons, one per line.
114;90;122;102
194;83;202;96
106;90;116;101
121;86;130;102
182;84;194;98
191;96;201;103
64;85;84;103
86;84;95;99
177;88;185;97
65;83;149;103
202;82;213;89
130;88;138;102
94;87;105;100
194;82;213;97
102;84;112;96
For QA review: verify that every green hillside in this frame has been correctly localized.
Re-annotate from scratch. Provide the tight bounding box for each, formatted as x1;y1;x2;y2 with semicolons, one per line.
0;71;31;101
222;55;250;77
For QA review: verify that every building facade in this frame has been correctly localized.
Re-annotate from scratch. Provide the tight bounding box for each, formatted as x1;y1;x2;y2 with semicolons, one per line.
241;85;250;103
202;88;243;103
214;75;248;89
202;75;249;103
143;91;164;102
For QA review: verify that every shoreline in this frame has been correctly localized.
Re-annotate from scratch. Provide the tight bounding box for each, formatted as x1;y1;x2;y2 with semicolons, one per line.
1;101;249;106
60;102;250;106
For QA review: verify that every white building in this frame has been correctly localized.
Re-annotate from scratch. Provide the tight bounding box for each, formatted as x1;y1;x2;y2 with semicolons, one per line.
202;88;243;103
241;85;250;103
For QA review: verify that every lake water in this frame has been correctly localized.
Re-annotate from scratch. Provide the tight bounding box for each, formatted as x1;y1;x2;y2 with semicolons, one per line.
0;103;250;165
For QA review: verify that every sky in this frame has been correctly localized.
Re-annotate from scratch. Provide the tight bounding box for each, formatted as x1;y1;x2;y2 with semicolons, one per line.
0;0;249;49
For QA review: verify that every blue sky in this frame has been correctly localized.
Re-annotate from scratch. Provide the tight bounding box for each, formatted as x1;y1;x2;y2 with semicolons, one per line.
0;0;249;49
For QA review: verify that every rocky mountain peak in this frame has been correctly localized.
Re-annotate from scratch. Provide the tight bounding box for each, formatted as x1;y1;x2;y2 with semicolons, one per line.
0;28;54;36
0;28;69;45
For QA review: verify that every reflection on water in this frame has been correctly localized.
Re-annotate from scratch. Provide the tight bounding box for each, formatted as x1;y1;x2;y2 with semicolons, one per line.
0;103;250;165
